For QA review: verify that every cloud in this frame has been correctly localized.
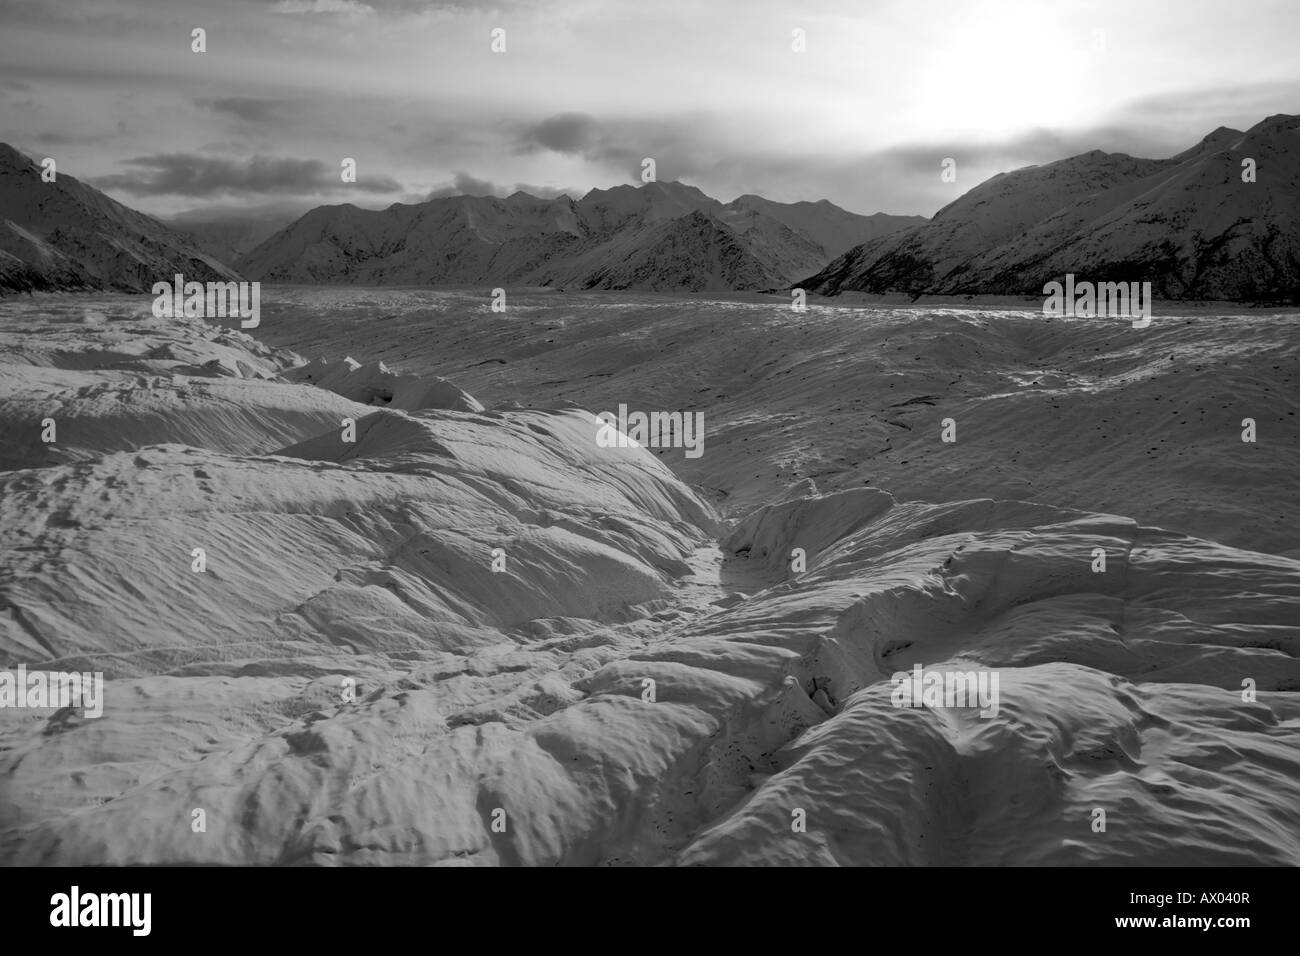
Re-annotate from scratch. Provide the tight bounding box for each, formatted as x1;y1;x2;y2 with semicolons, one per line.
25;129;115;146
868;107;1270;191
875;128;1146;180
167;200;315;225
1100;82;1300;141
523;112;596;155
271;0;375;17
426;172;498;198
423;172;576;200
92;154;403;197
262;0;496;14
511;111;716;184
199;98;292;124
514;182;576;199
515;111;665;176
8;1;1297;222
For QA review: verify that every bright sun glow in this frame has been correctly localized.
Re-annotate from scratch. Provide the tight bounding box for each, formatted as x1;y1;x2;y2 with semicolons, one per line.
915;4;1094;136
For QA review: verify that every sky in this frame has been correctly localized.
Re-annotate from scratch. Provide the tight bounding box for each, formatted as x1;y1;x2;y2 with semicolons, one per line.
1;0;1297;222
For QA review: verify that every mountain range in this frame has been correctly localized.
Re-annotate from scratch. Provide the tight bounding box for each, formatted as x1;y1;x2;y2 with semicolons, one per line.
2;113;1296;299
233;181;921;290
801;113;1300;302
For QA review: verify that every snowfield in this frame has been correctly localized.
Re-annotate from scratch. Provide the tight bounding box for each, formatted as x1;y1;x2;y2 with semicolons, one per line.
1;291;1297;865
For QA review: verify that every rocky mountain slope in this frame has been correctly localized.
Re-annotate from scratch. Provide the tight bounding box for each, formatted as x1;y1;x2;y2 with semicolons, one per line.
802;114;1300;302
0;144;241;295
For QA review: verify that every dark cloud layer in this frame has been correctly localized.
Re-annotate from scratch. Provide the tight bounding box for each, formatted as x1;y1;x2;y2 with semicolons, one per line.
524;112;595;154
92;153;403;197
513;111;714;186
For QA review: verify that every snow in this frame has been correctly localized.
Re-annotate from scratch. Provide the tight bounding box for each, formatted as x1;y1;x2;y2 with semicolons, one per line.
2;290;1298;865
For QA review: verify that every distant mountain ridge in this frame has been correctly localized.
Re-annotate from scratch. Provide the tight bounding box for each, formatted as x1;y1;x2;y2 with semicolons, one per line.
8;113;1296;300
801;114;1300;302
0;143;240;294
236;180;924;290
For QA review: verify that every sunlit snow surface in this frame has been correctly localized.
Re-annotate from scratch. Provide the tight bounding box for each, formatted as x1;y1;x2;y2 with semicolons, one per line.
1;289;1298;865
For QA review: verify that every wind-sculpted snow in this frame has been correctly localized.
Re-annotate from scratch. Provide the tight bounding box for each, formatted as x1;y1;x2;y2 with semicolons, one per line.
0;296;365;469
681;492;1300;865
3;473;1297;864
1;296;1297;867
0;364;717;669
